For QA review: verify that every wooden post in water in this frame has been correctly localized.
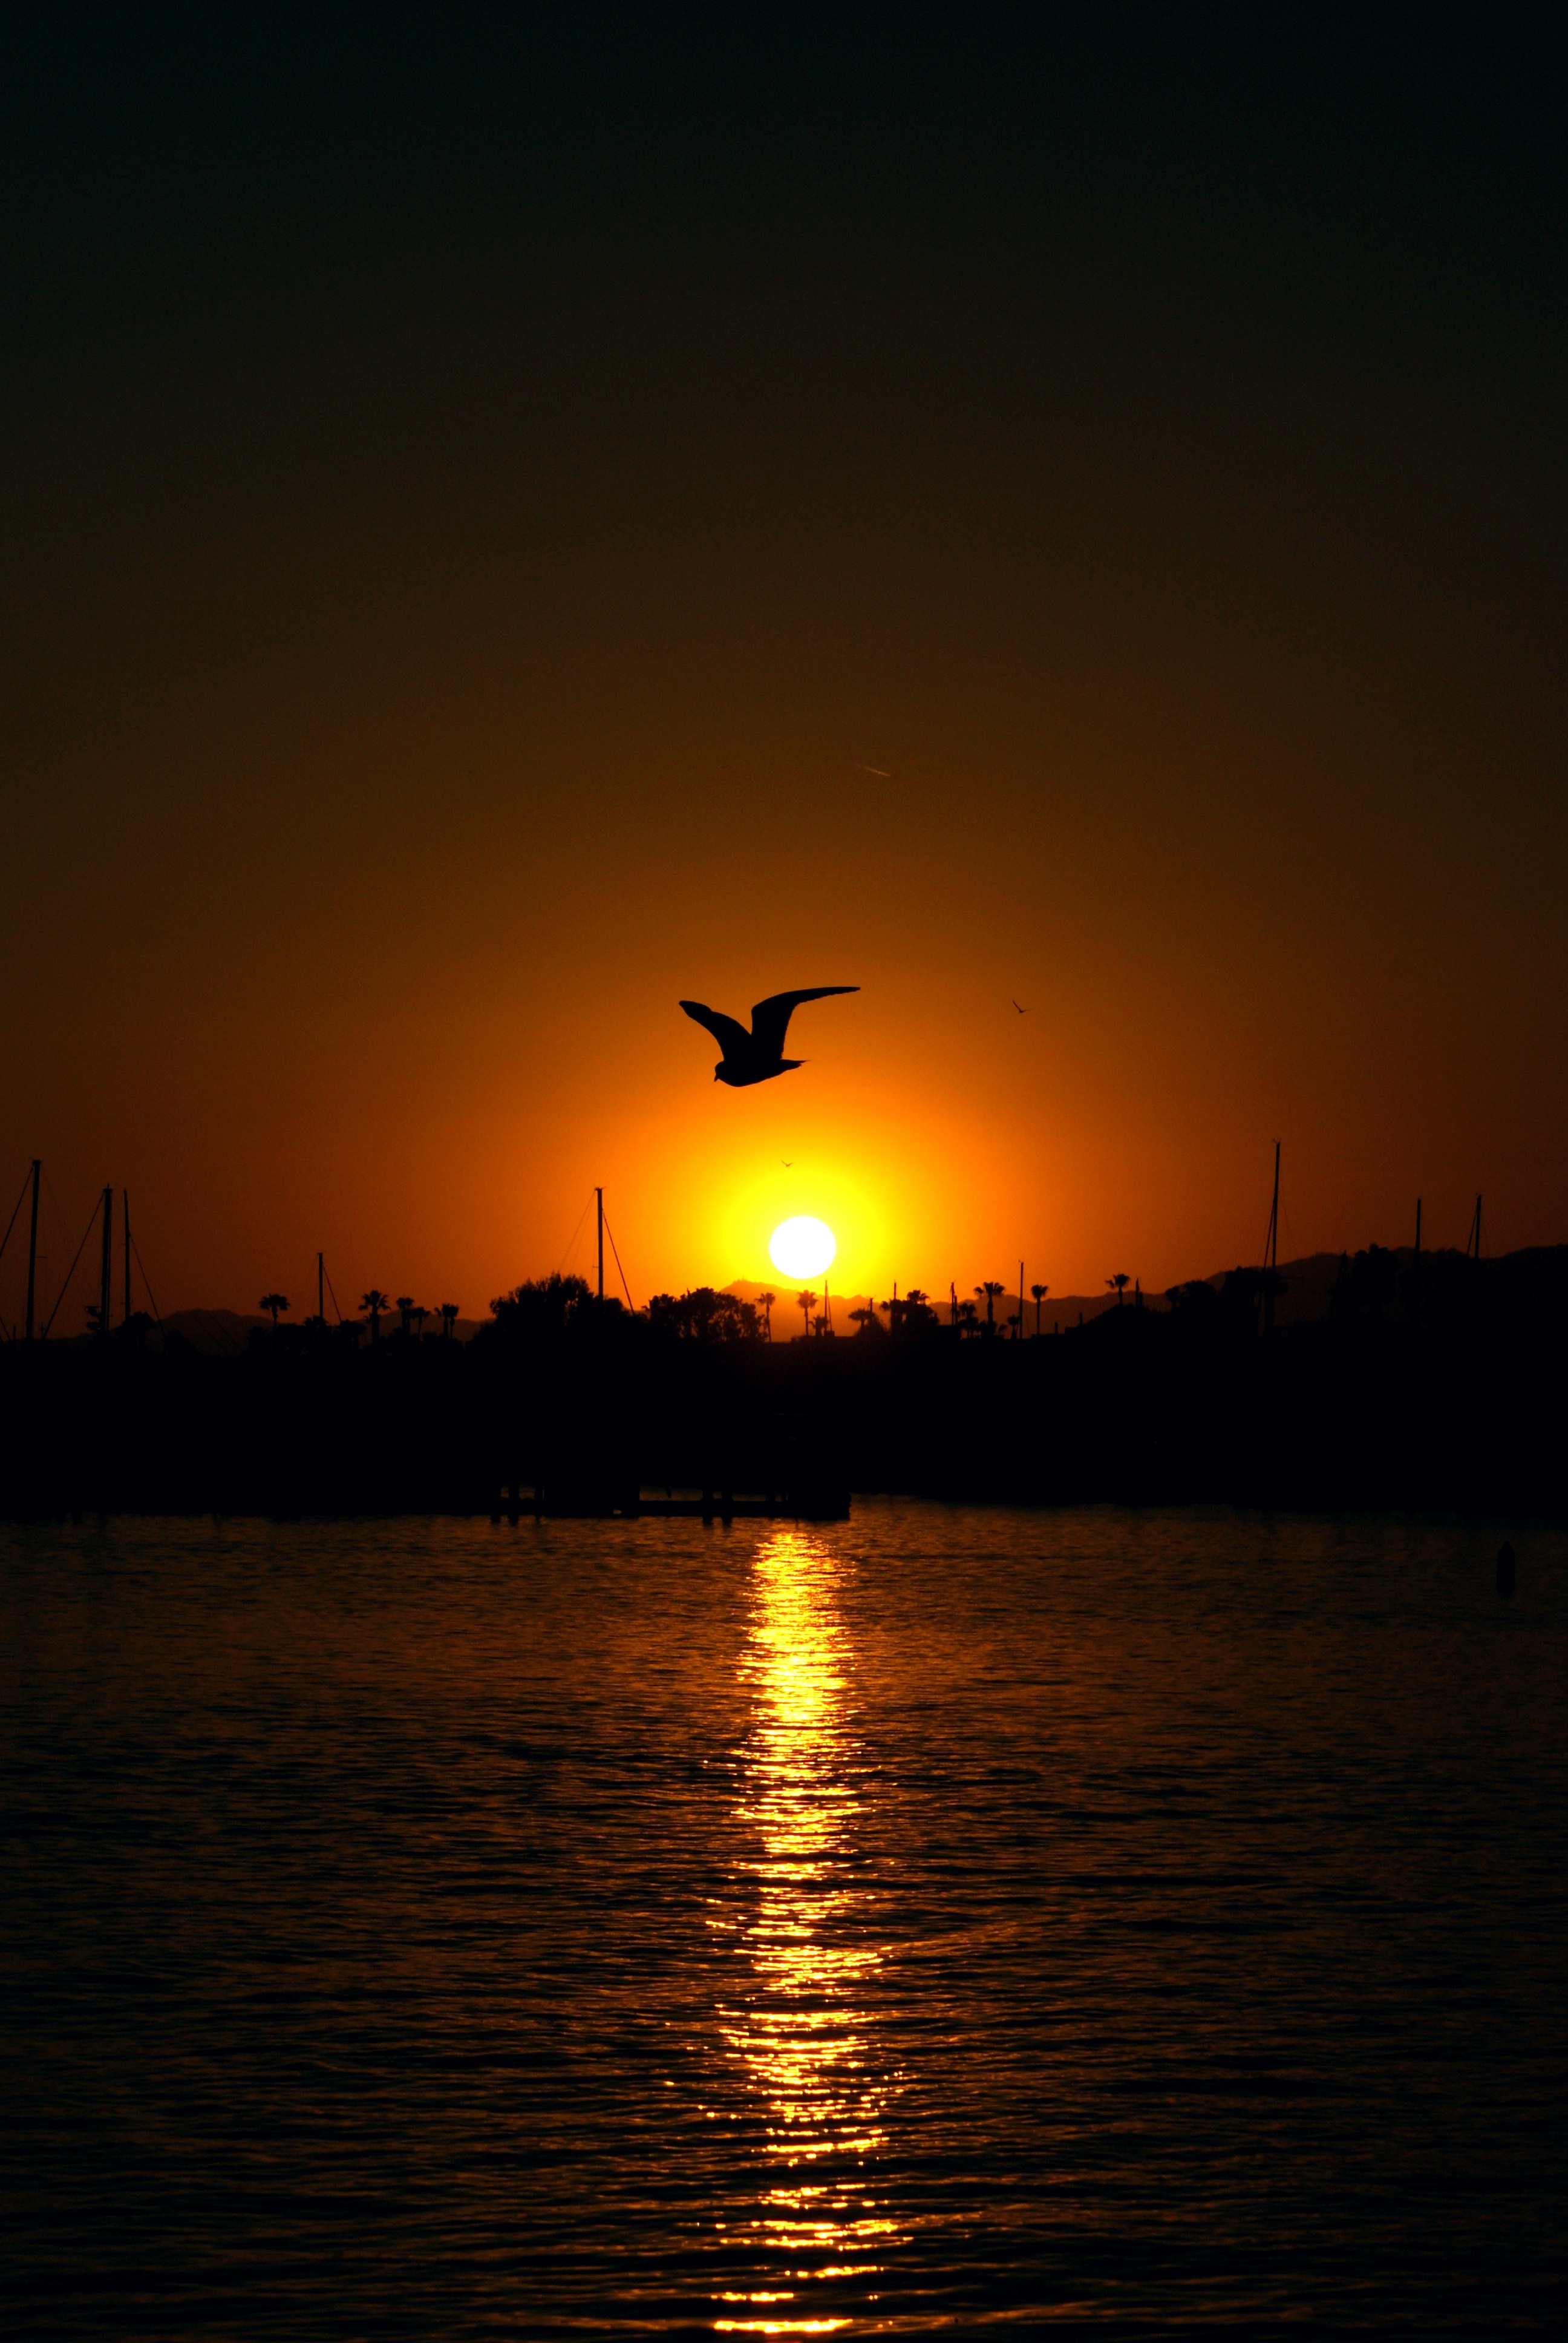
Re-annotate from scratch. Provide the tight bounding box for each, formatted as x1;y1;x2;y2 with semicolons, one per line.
24;1159;40;1343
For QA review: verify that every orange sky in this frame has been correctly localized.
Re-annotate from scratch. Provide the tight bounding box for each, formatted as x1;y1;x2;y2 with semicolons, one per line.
3;23;1564;1329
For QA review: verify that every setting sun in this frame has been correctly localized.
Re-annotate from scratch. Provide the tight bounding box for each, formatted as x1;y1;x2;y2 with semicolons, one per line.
769;1217;836;1280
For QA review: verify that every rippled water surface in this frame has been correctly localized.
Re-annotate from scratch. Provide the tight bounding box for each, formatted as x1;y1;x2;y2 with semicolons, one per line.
2;1504;1565;2336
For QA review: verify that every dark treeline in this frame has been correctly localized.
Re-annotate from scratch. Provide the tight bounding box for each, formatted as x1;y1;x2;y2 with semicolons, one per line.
0;1247;1563;1518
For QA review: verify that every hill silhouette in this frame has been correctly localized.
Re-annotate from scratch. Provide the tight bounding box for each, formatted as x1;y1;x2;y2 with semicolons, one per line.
0;1243;1562;1519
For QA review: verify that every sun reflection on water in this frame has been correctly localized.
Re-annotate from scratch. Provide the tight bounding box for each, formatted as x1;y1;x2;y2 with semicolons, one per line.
712;1529;901;2336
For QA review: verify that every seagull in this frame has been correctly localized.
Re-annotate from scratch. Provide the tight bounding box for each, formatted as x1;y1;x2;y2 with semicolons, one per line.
1013;999;1030;1014
680;988;859;1086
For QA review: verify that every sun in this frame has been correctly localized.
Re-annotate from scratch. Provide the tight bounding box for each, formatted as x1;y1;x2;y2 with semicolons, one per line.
769;1216;836;1280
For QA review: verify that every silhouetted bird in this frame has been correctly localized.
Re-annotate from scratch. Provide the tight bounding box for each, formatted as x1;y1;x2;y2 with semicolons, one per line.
1013;999;1029;1013
681;988;858;1086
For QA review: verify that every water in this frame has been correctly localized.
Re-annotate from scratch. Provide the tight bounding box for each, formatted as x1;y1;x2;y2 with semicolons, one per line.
2;1503;1564;2336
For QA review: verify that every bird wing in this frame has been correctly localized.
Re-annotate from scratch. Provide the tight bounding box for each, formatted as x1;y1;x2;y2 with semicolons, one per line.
680;999;752;1059
749;986;859;1057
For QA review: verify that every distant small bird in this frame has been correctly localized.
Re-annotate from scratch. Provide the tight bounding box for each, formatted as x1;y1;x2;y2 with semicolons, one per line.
782;1160;794;1167
1013;1000;1029;1014
858;764;890;776
680;988;859;1086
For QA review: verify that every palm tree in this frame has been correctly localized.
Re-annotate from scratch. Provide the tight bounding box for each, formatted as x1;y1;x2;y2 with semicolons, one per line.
259;1292;289;1328
1106;1273;1131;1308
797;1289;815;1339
411;1305;428;1339
976;1280;1006;1334
439;1302;459;1339
395;1294;414;1336
757;1289;776;1342
361;1289;390;1343
1030;1282;1048;1336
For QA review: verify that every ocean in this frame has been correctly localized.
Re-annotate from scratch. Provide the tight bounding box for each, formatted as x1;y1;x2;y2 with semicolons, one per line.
2;1502;1563;2335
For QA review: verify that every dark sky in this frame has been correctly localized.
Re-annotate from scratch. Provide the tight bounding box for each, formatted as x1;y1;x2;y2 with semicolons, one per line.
4;12;1564;1317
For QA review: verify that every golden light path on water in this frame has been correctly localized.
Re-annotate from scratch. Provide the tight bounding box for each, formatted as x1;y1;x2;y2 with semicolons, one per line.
712;1529;901;2338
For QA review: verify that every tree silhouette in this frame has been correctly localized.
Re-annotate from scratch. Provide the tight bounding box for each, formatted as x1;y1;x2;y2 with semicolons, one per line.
880;1286;936;1337
486;1275;590;1341
646;1289;758;1342
361;1289;390;1343
1030;1282;1048;1336
1106;1273;1131;1308
411;1305;428;1339
757;1289;776;1342
395;1295;414;1336
1332;1248;1393;1322
976;1280;1006;1334
797;1289;815;1339
259;1293;289;1328
1166;1279;1218;1320
439;1302;460;1339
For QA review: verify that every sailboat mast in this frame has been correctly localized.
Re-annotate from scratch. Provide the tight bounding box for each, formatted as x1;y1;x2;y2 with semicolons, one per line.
98;1185;113;1337
1263;1141;1280;1336
596;1188;604;1302
24;1159;39;1343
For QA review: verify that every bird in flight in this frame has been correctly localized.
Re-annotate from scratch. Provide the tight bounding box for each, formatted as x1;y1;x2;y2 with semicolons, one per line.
1013;999;1030;1014
680;988;859;1086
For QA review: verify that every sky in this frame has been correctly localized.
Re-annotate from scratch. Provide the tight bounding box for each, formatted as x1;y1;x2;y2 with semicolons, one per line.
2;12;1565;1326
